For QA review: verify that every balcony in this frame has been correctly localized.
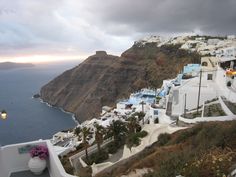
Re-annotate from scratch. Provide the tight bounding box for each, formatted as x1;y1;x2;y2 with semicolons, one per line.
0;140;76;177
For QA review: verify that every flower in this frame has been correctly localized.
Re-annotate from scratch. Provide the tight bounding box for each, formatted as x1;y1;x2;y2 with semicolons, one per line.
30;145;49;160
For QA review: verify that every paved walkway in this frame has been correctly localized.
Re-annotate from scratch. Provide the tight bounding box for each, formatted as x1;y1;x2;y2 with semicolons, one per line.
92;124;186;176
121;124;184;159
105;147;124;163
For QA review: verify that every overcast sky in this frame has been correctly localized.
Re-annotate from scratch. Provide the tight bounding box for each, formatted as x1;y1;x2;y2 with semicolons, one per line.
0;0;235;62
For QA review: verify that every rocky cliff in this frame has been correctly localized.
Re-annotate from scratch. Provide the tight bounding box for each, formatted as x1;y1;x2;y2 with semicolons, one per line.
40;43;200;122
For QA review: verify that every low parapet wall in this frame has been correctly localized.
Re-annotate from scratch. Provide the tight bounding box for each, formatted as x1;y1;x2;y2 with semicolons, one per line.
46;141;76;177
179;115;236;124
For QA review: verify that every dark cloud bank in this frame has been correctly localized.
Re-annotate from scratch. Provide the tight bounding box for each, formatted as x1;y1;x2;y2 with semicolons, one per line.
0;0;235;59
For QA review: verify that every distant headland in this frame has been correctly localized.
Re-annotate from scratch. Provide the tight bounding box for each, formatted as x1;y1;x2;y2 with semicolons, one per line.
0;62;34;70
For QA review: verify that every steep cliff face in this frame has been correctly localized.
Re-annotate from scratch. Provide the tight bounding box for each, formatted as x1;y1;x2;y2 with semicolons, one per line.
40;44;200;122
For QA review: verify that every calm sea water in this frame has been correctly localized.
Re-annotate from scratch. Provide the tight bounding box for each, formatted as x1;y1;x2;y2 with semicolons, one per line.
0;61;80;145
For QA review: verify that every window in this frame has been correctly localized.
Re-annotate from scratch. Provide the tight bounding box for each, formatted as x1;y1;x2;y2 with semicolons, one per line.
154;110;158;115
207;74;213;80
202;62;208;66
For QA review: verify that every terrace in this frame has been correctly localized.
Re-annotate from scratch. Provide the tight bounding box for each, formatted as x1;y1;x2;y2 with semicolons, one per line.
0;140;76;177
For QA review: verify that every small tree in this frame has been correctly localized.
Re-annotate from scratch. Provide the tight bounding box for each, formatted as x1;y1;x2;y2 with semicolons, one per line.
140;101;145;124
81;127;92;161
94;123;105;154
107;120;127;146
126;133;140;151
74;127;81;140
158;133;171;146
127;116;140;134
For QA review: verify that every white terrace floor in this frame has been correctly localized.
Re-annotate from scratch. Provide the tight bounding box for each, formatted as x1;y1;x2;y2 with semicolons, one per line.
10;169;50;177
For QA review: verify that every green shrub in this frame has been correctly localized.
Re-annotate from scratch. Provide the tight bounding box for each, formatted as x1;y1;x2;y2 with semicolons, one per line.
107;142;119;154
126;133;141;148
183;111;202;119
136;124;142;132
87;150;109;165
204;104;226;117
156;96;162;104
191;124;228;150
174;124;203;144
182;148;235;177
192;111;202;118
158;133;171;146
137;130;148;138
131;112;146;121
76;143;84;151
151;151;188;177
126;130;149;149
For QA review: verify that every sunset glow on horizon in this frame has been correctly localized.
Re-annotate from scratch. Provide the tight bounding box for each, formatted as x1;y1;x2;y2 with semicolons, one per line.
0;54;88;64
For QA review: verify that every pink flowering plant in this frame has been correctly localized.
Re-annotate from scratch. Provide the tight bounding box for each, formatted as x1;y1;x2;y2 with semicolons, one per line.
29;145;49;160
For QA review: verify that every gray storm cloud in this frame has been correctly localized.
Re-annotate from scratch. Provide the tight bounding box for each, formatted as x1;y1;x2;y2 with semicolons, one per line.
85;0;236;34
0;0;235;60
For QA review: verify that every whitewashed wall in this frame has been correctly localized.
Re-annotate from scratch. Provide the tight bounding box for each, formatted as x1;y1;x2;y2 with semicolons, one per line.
171;77;217;116
0;146;7;177
46;141;75;177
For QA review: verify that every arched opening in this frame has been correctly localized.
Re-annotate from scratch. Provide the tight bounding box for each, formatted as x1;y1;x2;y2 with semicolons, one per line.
202;62;208;66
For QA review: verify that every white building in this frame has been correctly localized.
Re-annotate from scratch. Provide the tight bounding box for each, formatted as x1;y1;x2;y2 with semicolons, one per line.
207;38;221;46
169;36;189;45
227;35;236;40
221;47;236;58
168;57;236;117
169;75;218;116
134;35;169;47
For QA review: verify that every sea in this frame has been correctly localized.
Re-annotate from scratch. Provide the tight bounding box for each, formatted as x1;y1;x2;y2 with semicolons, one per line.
0;61;80;146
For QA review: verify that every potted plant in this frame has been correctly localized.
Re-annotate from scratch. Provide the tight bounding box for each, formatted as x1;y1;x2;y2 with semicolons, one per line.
28;145;49;175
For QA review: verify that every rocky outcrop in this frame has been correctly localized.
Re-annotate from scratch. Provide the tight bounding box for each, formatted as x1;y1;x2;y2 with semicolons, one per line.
40;45;200;122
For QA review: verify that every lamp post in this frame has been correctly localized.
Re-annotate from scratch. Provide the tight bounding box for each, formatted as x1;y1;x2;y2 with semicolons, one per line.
197;69;202;114
140;101;145;125
1;110;7;120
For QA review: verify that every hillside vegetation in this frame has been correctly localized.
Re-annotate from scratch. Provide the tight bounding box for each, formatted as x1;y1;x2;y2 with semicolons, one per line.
96;121;236;177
